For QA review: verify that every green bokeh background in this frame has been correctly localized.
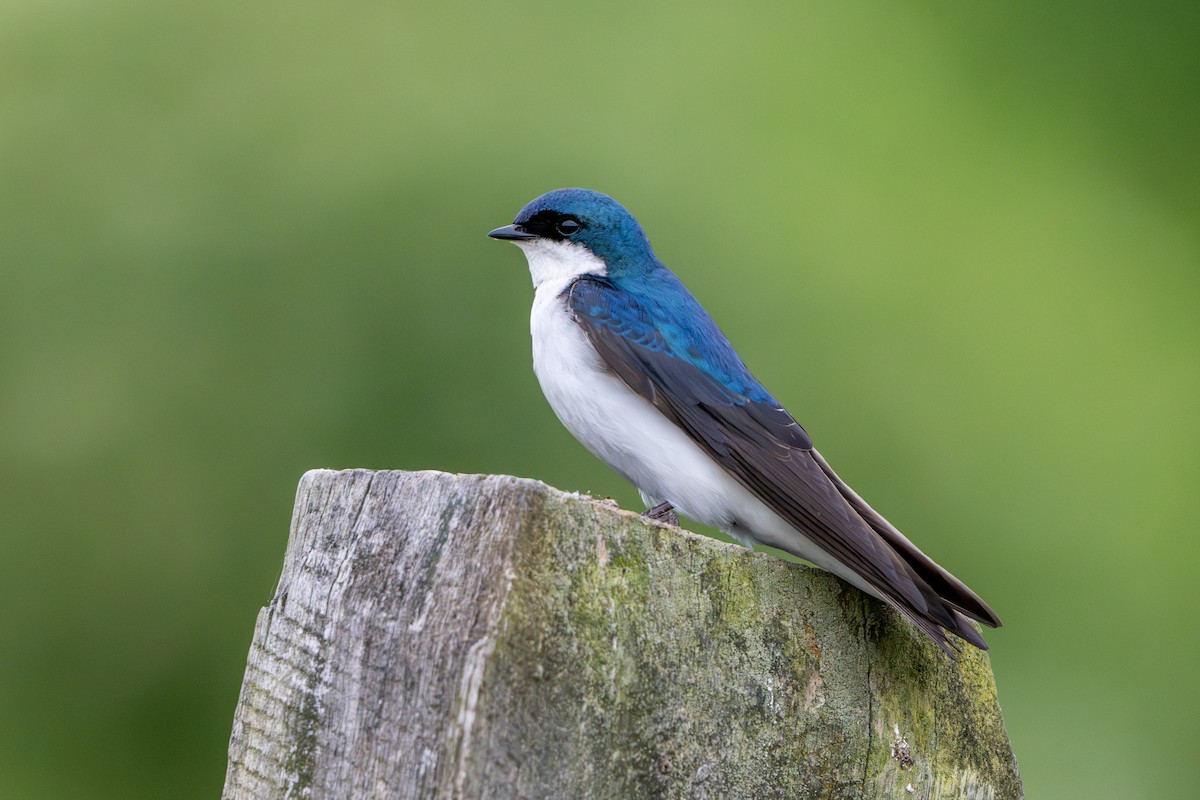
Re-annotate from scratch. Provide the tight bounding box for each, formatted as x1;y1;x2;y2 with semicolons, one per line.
3;2;1197;797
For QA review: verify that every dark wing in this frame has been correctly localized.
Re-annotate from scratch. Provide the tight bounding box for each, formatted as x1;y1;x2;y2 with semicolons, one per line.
566;276;999;652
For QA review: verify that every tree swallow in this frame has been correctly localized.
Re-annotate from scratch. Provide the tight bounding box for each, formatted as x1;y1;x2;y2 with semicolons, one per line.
488;188;1001;652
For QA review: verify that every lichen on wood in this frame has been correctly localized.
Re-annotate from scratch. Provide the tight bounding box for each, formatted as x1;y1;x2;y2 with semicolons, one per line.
223;469;1021;799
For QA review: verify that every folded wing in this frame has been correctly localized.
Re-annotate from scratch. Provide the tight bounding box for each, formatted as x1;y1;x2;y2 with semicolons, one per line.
566;276;1000;652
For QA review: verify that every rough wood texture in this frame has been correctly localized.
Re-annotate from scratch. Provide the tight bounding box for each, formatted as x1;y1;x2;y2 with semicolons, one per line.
223;469;1021;800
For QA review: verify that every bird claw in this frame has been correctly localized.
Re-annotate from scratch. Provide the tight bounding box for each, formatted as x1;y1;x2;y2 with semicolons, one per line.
642;501;679;527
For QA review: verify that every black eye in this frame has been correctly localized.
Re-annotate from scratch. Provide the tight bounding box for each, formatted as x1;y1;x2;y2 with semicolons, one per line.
556;218;582;236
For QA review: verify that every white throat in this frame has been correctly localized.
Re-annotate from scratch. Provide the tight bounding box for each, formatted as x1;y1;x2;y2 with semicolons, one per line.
512;238;607;289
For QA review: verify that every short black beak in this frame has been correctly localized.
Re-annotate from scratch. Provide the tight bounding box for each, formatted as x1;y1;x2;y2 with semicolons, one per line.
487;224;537;241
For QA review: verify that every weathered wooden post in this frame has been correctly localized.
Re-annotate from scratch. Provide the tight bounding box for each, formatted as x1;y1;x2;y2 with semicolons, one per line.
223;469;1021;799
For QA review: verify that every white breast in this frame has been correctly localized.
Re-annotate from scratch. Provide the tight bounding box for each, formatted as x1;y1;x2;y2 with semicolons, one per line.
515;239;725;517
530;279;741;527
512;238;744;526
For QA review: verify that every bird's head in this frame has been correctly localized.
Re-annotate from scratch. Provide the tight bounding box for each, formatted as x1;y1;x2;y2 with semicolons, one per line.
489;188;657;287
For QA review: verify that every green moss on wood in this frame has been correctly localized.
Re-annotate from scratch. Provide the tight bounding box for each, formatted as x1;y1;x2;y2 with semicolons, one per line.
476;486;1020;799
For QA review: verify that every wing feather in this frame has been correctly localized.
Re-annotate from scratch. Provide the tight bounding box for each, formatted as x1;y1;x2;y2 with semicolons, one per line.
566;276;998;651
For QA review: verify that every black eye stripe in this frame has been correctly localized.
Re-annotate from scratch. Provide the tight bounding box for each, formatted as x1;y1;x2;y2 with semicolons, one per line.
516;210;585;241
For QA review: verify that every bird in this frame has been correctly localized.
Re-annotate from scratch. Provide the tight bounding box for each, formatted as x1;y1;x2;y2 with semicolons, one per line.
488;188;1001;653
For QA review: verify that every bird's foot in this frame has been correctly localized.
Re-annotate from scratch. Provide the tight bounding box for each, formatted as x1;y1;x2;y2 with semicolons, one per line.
641;501;679;527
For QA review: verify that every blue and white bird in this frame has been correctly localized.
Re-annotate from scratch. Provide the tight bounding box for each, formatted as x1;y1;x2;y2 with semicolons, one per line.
488;188;1001;652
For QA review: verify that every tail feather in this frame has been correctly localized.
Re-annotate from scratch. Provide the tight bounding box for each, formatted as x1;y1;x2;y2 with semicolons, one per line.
810;448;1002;651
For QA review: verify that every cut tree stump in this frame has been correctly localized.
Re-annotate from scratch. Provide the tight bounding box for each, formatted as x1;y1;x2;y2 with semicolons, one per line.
223;469;1021;799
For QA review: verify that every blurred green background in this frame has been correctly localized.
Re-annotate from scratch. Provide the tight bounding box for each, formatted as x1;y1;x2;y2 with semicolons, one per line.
2;1;1197;797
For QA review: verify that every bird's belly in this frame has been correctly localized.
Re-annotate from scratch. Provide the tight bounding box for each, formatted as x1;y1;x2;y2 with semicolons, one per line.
530;289;759;530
